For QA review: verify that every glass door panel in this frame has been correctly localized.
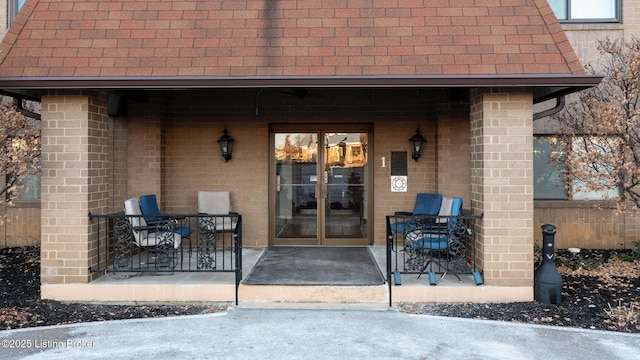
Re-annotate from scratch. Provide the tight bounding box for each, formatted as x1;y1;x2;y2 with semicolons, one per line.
274;133;319;242
272;127;369;245
323;132;368;240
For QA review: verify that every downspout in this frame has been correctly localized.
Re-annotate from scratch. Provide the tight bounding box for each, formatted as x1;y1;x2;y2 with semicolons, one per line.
13;97;41;120
0;90;41;120
533;95;565;121
255;89;264;116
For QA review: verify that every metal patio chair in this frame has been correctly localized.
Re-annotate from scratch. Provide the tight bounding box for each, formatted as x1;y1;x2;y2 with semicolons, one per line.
139;194;193;238
196;191;238;232
404;196;466;285
196;190;241;259
387;192;443;284
124;197;183;269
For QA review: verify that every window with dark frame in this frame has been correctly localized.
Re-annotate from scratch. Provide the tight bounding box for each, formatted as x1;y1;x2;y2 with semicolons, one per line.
15;173;40;201
4;168;40;202
534;135;621;201
534;136;568;200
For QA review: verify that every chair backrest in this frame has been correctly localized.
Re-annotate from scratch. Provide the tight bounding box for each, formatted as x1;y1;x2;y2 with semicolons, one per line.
124;197;147;244
139;194;161;223
197;191;231;214
413;193;442;216
437;196;463;224
125;197;183;248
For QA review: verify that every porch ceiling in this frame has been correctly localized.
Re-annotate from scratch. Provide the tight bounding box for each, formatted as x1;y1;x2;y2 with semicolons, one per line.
0;0;600;94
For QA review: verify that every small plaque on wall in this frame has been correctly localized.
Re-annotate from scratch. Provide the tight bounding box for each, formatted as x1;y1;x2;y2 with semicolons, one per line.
390;151;408;192
391;176;407;192
390;151;408;176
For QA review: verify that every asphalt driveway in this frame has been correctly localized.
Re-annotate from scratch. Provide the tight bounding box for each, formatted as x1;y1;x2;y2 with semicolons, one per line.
1;305;639;360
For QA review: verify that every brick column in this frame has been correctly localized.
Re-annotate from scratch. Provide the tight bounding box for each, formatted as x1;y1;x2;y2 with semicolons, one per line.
40;94;110;285
470;89;534;287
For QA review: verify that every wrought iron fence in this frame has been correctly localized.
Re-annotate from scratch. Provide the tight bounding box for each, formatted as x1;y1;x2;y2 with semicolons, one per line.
385;213;483;306
88;212;242;304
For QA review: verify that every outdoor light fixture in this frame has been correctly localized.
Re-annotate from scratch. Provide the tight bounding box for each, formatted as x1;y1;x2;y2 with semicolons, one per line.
218;128;234;162
409;127;426;162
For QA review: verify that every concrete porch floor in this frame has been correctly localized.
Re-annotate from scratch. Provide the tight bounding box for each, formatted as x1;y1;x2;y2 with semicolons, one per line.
41;247;532;305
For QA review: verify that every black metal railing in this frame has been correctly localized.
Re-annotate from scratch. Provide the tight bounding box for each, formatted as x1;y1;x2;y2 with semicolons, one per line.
386;213;483;306
88;212;242;304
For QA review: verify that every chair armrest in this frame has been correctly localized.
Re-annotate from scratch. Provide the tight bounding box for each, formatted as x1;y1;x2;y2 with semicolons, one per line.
426;226;449;235
145;217;178;226
198;212;240;216
132;225;152;232
394;211;413;216
157;219;174;225
412;222;449;235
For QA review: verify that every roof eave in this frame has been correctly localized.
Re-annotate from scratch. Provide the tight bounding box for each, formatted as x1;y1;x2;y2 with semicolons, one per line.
0;74;603;92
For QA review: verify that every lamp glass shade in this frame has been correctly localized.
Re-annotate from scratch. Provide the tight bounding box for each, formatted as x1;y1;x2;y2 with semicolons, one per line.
409;128;426;161
218;129;234;162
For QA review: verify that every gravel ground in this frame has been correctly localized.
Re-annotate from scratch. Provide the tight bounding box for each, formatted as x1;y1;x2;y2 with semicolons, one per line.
1;246;638;332
0;246;228;330
400;248;640;333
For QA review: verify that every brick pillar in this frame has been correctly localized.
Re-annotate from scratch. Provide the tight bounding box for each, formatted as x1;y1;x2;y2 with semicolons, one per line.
40;94;110;285
470;89;534;287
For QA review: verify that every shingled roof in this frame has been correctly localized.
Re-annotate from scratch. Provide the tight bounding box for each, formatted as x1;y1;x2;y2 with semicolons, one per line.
0;0;601;90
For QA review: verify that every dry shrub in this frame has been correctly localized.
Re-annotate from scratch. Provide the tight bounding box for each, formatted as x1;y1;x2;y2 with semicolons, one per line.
605;302;639;330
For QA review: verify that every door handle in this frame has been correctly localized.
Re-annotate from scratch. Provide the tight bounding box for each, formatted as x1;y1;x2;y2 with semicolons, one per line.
314;184;327;199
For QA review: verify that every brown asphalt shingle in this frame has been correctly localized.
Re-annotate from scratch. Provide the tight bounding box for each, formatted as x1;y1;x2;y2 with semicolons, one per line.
0;0;585;78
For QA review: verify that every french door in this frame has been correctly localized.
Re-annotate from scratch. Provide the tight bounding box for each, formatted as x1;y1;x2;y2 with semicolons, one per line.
270;125;370;246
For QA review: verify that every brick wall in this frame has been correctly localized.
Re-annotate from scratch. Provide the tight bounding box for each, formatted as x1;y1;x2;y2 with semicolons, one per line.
125;89;453;247
471;89;534;287
372;119;438;246
622;0;640;40
437;108;472;202
0;203;40;247
127;99;163;200
535;203;637;249
38;88;539;287
162;118;271;247
109;118;128;212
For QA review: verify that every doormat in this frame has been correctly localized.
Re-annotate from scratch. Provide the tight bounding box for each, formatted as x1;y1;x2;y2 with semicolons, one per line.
243;247;385;285
277;224;363;238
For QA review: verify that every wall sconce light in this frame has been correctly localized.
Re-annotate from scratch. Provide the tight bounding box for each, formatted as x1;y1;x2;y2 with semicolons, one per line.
409;127;426;162
218;128;235;162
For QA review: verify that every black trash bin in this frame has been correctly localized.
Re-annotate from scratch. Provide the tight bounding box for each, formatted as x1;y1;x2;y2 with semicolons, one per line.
534;224;562;304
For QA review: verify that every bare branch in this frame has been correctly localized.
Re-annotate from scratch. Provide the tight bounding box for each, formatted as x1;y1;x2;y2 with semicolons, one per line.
553;37;640;212
0;103;41;208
